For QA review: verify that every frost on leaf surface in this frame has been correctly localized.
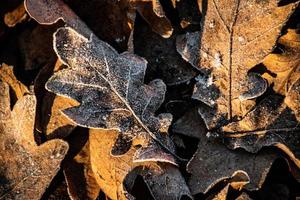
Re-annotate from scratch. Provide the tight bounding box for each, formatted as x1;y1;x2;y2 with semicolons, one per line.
176;0;299;129
222;82;300;168
46;27;175;158
0;82;68;200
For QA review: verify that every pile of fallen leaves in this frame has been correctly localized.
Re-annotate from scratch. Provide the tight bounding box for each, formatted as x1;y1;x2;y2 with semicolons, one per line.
0;0;300;199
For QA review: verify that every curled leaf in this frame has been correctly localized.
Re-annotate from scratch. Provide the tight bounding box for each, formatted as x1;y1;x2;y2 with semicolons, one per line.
262;29;300;95
4;3;27;27
25;0;173;40
133;0;173;38
24;0;91;37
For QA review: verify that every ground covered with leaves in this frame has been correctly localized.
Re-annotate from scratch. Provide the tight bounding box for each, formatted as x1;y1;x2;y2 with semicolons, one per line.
0;0;300;199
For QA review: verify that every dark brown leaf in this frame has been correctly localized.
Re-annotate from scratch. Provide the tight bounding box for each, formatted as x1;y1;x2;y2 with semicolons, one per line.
34;60;77;139
173;108;283;194
24;0;173;40
46;27;178;160
24;0;92;37
134;18;197;85
18;24;59;70
222;85;300;169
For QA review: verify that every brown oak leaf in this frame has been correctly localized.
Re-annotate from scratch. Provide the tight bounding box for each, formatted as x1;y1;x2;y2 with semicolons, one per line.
0;81;68;199
176;0;299;129
89;128;191;200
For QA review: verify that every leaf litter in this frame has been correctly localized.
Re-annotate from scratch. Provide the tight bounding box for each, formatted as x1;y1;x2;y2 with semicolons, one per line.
0;0;299;199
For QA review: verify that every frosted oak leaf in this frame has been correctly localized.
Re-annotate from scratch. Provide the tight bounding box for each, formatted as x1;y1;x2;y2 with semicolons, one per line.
46;27;178;162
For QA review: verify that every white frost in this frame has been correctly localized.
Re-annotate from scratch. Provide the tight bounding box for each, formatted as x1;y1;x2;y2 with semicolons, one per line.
213;52;222;68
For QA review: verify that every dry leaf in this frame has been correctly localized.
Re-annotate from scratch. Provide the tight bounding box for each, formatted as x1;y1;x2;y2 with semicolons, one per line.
132;0;173;38
18;23;60;70
0;81;68;199
89;129;191;200
209;172;249;200
176;0;298;129
235;193;252;200
44;26;191;199
222;88;300;169
34;60;77;139
46;27;178;160
173;108;283;194
0;63;28;99
262;28;300;95
24;0;91;37
134;18;197;85
63;129;100;200
4;3;27;27
24;0;173;40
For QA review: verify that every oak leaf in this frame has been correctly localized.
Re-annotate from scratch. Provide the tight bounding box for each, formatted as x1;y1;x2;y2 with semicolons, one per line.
45;26;191;199
89;129;191;200
46;27;178;160
176;0;299;129
0;81;68;199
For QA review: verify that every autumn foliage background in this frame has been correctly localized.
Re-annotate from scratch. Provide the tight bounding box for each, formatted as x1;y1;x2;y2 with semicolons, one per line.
0;0;300;200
